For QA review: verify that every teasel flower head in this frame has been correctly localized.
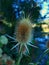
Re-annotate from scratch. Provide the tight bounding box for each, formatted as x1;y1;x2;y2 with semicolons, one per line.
16;18;32;44
11;18;38;55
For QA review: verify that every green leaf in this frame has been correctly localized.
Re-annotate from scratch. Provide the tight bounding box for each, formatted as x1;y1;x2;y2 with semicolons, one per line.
0;35;8;45
0;43;3;48
0;48;3;57
46;60;49;65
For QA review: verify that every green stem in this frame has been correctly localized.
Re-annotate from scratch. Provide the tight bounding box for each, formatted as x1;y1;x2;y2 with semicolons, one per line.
16;53;22;65
16;44;23;65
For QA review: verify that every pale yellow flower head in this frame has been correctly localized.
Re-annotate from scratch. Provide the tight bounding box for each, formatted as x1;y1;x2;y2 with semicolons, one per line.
16;18;32;44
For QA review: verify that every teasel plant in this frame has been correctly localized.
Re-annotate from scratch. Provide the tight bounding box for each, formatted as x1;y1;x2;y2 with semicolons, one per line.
5;17;38;65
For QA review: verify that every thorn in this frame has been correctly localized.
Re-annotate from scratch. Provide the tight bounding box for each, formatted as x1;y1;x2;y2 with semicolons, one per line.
25;44;29;54
27;43;38;48
11;43;20;50
5;34;16;41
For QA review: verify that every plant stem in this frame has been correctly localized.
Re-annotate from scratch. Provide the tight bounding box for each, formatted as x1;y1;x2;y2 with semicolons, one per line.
16;44;23;65
17;53;22;65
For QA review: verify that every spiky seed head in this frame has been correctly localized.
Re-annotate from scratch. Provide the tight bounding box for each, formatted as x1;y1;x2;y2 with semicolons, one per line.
15;18;32;44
